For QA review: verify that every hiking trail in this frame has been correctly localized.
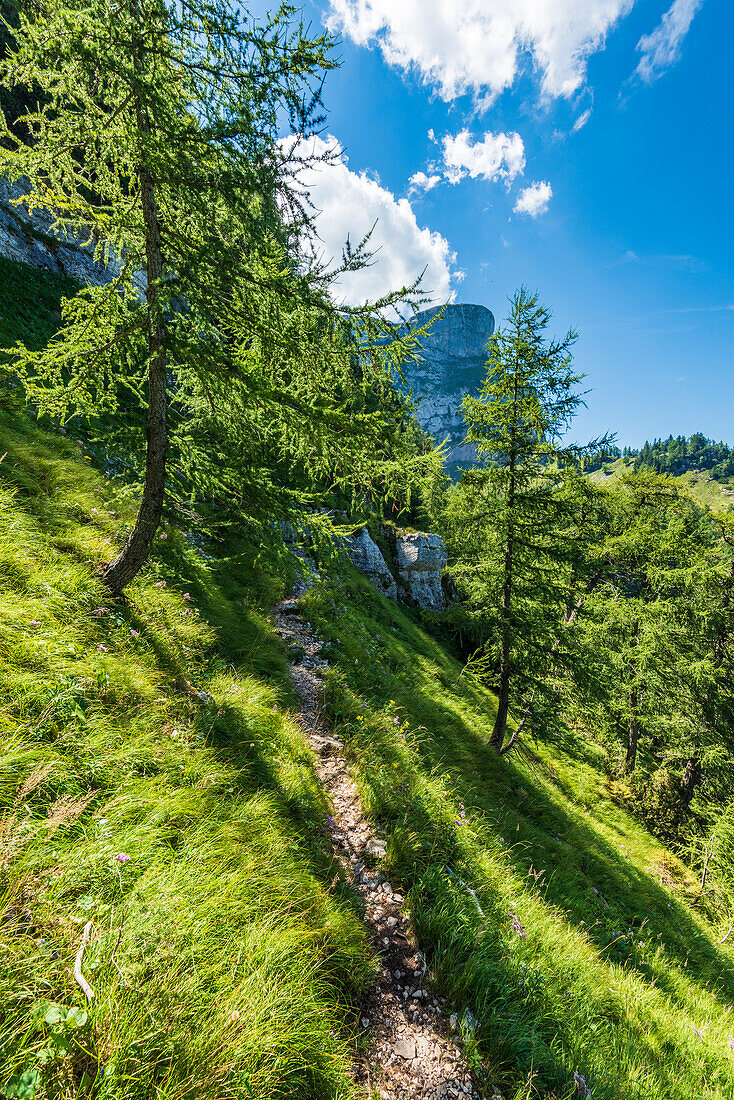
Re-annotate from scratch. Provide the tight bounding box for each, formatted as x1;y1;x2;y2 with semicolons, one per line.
273;594;491;1100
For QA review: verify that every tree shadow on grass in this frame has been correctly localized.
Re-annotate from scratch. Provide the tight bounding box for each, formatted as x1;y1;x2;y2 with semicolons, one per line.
320;596;734;1097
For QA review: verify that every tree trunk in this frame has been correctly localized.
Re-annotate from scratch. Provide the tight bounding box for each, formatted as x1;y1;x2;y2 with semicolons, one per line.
102;12;167;595
491;367;518;753
625;687;638;773
678;755;701;815
491;534;513;751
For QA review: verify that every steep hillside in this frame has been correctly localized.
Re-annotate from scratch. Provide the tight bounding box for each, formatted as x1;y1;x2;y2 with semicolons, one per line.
2;406;734;1098
300;573;734;1099
590;456;734;512
0;410;374;1099
2;260;734;1100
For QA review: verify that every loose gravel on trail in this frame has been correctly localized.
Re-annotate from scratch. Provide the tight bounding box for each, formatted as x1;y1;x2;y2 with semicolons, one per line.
273;596;486;1100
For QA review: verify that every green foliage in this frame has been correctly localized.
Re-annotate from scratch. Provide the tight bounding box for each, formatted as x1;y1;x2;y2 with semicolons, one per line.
299;563;734;1100
635;433;734;480
0;256;79;366
446;287;601;750
0;409;372;1099
0;0;439;590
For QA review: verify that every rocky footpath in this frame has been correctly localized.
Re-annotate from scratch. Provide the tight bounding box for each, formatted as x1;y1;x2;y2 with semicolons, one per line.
272;597;489;1100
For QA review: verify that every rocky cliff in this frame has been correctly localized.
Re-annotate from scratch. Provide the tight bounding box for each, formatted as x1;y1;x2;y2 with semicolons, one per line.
0;177;145;291
399;303;495;472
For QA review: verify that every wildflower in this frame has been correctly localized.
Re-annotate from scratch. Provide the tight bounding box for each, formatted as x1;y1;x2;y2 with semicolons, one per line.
30;620;41;627
155;580;167;588
130;629;140;638
183;592;191;600
508;913;527;938
573;1070;592;1098
97;644;108;652
273;704;278;712
728;1036;734;1051
91;508;98;515
393;717;399;725
160;532;167;540
326;815;334;828
92;607;109;617
114;853;130;864
591;887;598;894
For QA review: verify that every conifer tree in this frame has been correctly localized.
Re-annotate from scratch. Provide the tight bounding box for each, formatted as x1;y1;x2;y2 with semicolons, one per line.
0;0;429;592
448;288;598;753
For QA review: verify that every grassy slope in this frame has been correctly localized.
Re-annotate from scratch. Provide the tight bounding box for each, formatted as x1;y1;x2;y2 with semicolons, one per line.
590;457;734;512
0;408;375;1099
300;574;734;1100
0;255;80;356
3;256;734;1100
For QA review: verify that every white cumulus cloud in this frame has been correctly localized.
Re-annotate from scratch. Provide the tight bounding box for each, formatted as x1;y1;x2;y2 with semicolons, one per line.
513;181;553;217
634;0;703;83
408;170;442;194
285;135;457;306
441;130;526;184
326;0;635;102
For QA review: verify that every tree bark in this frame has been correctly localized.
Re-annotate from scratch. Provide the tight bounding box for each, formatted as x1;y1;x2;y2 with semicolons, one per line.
678;755;701;816
625;687;639;773
102;5;167;595
491;364;518;752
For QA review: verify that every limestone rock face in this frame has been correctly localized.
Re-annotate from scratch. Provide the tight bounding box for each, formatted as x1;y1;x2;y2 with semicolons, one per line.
398;303;495;473
0;177;145;292
395;532;447;610
347;528;398;601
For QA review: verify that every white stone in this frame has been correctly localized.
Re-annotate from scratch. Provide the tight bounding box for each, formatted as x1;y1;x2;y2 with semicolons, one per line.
395;532;448;609
392;1038;416;1060
345;528;397;600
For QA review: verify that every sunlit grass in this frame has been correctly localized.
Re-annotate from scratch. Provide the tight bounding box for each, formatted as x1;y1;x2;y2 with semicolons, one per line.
0;410;372;1100
301;571;734;1099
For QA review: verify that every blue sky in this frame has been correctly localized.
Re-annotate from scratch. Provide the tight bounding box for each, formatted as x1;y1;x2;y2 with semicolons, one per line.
256;0;732;447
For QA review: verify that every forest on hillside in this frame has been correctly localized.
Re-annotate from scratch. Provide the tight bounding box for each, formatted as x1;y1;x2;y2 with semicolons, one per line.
585;433;734;480
2;1;734;1098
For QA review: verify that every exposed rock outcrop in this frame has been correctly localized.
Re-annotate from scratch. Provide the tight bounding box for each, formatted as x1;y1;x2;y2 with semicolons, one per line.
395;532;447;610
398;303;495;473
345;526;448;610
347;528;398;601
0;177;145;291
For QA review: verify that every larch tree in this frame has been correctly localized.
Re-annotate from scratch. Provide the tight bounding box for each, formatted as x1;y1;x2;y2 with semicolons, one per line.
449;287;600;754
0;0;431;592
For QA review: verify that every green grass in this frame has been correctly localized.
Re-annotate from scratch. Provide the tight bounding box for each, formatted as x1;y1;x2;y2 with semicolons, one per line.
300;571;734;1100
0;409;373;1100
2;250;734;1100
590;457;734;513
0;254;80;356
